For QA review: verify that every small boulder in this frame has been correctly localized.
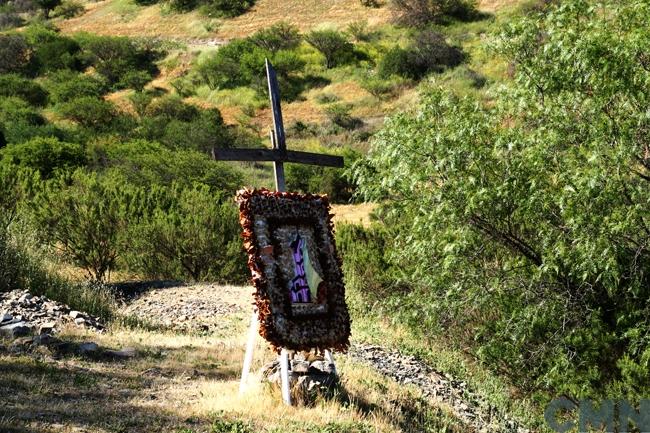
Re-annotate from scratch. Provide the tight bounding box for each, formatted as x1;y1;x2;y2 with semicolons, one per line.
69;311;82;319
1;313;12;324
107;347;136;359
38;322;56;335
0;322;31;338
74;317;86;326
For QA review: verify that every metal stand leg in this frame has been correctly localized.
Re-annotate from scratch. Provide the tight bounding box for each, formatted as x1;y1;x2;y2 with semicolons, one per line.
239;311;258;393
280;348;292;405
324;349;337;376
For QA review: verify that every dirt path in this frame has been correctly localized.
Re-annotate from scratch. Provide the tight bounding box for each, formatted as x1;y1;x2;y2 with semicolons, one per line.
124;284;531;433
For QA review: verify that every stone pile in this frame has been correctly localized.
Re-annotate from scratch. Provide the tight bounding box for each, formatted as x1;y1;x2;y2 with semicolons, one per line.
0;290;104;339
122;284;245;333
350;344;530;433
261;352;338;404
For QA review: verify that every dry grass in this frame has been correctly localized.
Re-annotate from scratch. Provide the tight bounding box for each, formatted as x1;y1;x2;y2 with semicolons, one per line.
58;0;392;40
332;203;376;227
0;283;466;433
477;0;523;12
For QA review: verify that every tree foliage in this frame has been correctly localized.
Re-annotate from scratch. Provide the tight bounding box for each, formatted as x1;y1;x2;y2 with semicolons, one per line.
357;0;650;397
305;30;355;69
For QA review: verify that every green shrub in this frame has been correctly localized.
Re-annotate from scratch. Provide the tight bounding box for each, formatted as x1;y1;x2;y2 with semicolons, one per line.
200;0;254;18
324;103;362;130
43;70;107;104
0;10;24;30
249;22;301;52
0;74;48;106
286;147;360;202
124;183;248;282
305;30;355;69
1;137;85;178
0;34;32;75
0;97;45;127
23;25;83;74
194;38;305;98
57;96;118;130
87;139;243;192
32;170;137;282
359;74;409;98
51;0;85;18
144;95;201;121
75;34;162;90
166;0;198;12
379;30;463;79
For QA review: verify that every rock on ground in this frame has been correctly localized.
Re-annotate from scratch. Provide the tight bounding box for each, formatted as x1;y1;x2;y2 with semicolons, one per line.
0;290;104;339
122;284;250;333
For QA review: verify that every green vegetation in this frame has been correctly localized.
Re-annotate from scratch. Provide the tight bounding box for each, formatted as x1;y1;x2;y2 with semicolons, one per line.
346;0;650;410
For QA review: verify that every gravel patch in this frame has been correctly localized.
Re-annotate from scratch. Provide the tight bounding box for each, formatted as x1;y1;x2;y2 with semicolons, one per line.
349;344;530;433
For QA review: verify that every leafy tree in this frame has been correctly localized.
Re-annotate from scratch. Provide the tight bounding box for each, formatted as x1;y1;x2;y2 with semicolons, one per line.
249;22;301;52
357;0;650;397
32;170;136;282
0;34;31;75
305;30;355;69
1;136;85;178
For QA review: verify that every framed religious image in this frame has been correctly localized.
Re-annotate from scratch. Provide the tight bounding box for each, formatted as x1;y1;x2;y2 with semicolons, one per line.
237;188;351;352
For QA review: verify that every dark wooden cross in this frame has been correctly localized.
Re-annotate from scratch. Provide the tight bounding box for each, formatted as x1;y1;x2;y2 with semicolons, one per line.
212;59;344;193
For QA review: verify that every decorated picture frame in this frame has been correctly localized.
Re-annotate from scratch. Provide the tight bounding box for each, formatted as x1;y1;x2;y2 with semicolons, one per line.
237;188;351;353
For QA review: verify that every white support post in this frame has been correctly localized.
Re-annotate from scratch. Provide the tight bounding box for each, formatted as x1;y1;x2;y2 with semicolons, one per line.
280;348;292;405
324;349;337;376
239;311;258;393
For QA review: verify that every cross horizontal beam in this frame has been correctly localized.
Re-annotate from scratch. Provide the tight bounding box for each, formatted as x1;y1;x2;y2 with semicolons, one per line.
213;148;344;168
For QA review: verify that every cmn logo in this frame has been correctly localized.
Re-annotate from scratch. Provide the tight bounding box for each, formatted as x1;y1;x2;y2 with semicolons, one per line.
545;398;650;432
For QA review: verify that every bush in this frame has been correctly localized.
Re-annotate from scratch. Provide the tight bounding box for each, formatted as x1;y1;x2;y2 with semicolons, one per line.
286;147;360;202
0;97;45;127
324;103;363;130
75;34;162;90
194;38;305;98
32;170;136;282
43;70;106;104
0;34;32;75
87;139;243;192
51;0;85;18
200;0;254;18
23;25;83;74
249;22;301;52
0;74;48;106
34;0;62;18
305;30;355;69
390;0;478;27
166;0;197;12
124;183;248;282
57;97;118;130
1;137;85;178
379;30;463;79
